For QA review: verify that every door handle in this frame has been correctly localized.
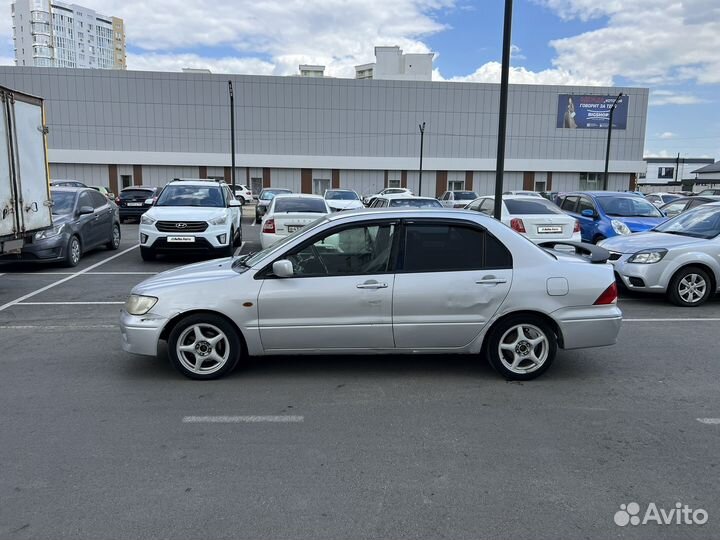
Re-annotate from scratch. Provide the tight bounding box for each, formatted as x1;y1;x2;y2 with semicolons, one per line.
356;281;388;289
476;277;508;285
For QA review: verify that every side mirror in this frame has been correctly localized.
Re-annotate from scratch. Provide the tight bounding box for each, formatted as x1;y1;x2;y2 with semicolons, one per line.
78;205;94;215
229;200;242;207
272;259;294;278
145;198;154;205
581;209;595;218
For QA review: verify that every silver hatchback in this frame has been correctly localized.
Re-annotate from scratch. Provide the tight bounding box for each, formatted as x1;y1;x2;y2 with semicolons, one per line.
120;209;622;380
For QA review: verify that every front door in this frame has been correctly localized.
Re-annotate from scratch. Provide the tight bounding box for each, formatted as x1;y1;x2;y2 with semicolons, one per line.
89;190;113;247
257;221;397;352
76;191;100;247
393;221;513;349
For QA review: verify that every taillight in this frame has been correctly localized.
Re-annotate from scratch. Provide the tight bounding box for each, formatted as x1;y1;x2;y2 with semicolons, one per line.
594;282;618;305
262;219;276;233
573;220;581;233
115;197;120;204
510;218;526;233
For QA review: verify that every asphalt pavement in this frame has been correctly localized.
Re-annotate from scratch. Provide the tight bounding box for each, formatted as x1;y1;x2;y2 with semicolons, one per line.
1;206;719;540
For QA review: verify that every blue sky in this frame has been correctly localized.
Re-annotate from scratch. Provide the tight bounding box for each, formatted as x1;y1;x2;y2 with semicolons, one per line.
1;0;718;160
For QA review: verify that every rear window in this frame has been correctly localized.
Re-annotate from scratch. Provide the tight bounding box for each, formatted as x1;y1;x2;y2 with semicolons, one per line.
260;189;292;200
274;198;327;213
390;198;442;208
453;191;479;200
120;189;154;198
505;199;563;215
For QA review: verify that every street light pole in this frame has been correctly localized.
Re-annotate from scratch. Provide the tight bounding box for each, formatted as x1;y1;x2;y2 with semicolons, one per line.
603;92;623;191
228;80;236;193
418;122;426;196
493;0;513;220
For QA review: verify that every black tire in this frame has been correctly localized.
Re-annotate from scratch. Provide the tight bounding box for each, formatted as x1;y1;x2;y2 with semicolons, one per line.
63;235;82;267
106;223;121;250
167;313;241;380
485;315;557;381
140;246;156;261
232;226;243;247
592;234;606;244
668;266;712;307
238;197;246;206
254;214;261;224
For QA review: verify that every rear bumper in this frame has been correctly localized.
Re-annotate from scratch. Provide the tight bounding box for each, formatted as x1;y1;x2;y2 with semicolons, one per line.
120;310;166;357
552;305;622;349
119;206;151;218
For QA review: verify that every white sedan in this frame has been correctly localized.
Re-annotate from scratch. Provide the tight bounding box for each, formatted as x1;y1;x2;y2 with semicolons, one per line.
260;194;330;248
466;195;581;243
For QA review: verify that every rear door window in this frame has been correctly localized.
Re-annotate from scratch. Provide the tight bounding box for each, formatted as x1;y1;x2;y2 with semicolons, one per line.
561;196;579;213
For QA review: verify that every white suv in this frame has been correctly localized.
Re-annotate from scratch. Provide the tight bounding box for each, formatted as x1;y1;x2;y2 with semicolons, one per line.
234;184;253;204
139;179;242;261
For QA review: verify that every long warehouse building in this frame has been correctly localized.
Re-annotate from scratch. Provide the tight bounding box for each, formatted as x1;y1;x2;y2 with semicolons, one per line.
0;66;649;197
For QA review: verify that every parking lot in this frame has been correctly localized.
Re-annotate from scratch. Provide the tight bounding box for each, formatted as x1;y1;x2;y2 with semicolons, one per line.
1;205;719;540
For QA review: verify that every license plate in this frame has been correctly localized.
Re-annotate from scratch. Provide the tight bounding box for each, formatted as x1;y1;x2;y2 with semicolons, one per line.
167;236;195;243
537;226;562;234
286;225;303;232
126;202;143;207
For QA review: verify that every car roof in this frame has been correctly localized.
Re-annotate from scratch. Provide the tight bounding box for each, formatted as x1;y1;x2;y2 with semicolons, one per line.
164;180;224;187
121;185;157;190
273;193;324;199
50;186;86;193
565;191;643;197
377;195;436;201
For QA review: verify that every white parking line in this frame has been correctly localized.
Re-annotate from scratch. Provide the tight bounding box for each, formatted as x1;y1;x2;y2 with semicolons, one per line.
7;271;158;276
624;318;720;322
16;301;125;305
182;415;304;423
697;418;720;425
0;324;117;330
0;244;139;313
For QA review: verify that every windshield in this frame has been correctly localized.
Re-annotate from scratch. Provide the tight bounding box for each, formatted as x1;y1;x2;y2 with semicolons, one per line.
325;191;359;201
50;191;76;215
597;196;663;217
155;185;225;207
505;199;563;215
260;189;291;200
453;191;479;200
390;198;442;208
244;215;331;267
654;206;720;239
273;198;328;213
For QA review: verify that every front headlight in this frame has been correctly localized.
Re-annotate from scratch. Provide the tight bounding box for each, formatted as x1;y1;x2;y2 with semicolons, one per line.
35;224;64;240
611;219;631;236
628;249;667;264
140;214;156;225
208;215;227;226
124;294;158;315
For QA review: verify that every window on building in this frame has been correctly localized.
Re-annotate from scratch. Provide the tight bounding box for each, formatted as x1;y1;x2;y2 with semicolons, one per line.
579;172;602;190
535;180;547;192
313;178;330;195
448;179;465;191
387;178;401;188
658;167;674;179
121;175;132;189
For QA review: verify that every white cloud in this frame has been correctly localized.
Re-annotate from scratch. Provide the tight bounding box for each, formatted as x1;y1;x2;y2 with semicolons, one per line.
650;90;707;106
538;0;720;86
658;131;675;139
445;61;610;86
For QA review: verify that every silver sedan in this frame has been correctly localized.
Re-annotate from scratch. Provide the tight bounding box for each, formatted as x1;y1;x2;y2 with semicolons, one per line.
600;202;720;306
120;209;622;380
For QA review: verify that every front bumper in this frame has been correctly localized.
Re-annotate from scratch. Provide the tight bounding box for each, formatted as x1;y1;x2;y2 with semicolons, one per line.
552;305;622;349
140;223;231;252
120;310;167;357
0;233;68;262
607;253;667;292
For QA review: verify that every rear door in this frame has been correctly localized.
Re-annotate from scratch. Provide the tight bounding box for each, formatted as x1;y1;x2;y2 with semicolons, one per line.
76;190;99;247
0;91;15;238
88;189;113;247
392;220;513;349
576;196;598;242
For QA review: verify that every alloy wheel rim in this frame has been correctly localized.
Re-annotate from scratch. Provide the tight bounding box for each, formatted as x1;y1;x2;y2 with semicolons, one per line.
112;226;120;247
498;324;549;374
71;239;80;264
678;274;706;303
176;323;230;375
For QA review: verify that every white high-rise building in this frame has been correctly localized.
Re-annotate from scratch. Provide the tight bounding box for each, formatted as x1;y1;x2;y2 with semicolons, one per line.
355;46;434;81
11;0;126;69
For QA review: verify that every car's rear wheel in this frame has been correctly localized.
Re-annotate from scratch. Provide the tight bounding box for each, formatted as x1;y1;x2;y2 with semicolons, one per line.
63;235;81;267
106;223;121;250
140;246;156;261
668;266;712;307
168;314;241;380
486;315;557;380
592;234;606;244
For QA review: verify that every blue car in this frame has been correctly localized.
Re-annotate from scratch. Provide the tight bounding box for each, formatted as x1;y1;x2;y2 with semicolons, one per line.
557;191;666;243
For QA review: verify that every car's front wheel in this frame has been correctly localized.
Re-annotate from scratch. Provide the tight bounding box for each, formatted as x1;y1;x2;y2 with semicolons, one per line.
668;266;712;307
167;314;241;380
64;235;81;267
486;315;557;380
106;223;121;250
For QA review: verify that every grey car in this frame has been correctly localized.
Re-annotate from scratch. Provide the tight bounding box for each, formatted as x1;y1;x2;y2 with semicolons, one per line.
255;188;292;223
600;202;720;306
121;208;622;381
0;187;121;267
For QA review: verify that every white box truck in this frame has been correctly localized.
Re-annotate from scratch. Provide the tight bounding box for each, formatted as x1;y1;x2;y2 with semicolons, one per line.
0;85;53;254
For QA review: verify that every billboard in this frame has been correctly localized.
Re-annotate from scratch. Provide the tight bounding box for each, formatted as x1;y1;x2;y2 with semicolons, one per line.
557;94;629;130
